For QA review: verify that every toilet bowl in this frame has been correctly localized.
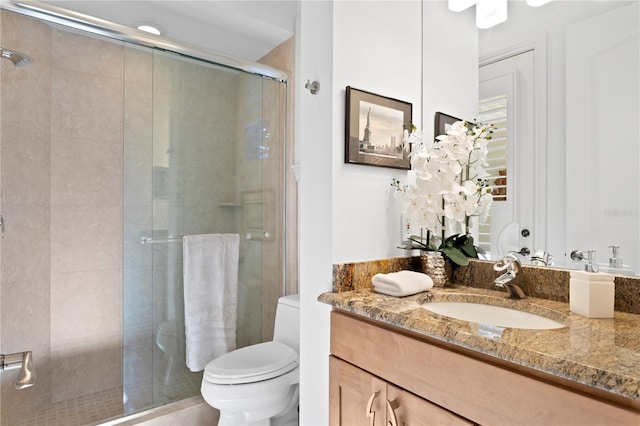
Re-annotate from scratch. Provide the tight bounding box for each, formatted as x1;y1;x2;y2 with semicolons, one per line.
201;294;300;426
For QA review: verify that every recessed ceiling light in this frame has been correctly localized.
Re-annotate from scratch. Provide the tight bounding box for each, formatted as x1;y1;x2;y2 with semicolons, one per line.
136;23;162;36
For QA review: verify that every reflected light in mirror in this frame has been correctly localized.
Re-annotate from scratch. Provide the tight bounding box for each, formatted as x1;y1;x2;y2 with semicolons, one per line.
527;0;554;6
449;0;478;12
450;0;554;29
476;0;508;29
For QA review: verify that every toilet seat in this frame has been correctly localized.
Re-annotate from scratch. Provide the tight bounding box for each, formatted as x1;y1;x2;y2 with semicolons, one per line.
204;341;298;385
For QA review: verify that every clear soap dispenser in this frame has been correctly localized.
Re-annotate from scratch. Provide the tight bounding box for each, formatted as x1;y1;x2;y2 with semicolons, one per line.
569;249;614;318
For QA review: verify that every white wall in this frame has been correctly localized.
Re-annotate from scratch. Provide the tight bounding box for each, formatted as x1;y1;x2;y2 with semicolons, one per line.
296;1;333;424
332;1;424;263
297;1;478;424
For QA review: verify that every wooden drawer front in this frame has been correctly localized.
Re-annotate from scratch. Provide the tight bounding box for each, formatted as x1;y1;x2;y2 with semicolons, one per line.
330;310;640;425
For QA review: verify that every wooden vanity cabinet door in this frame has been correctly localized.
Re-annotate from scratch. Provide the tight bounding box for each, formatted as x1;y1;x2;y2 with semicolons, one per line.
386;383;475;426
330;355;386;425
330;355;475;426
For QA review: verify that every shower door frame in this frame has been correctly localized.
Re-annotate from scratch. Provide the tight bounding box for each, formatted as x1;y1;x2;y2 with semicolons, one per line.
0;0;288;83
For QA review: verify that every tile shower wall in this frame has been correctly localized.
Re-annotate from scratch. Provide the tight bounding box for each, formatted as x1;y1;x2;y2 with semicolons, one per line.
0;11;53;424
49;26;124;404
1;10;124;424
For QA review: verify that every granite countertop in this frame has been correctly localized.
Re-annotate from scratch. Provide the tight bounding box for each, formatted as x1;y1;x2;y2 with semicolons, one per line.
318;285;640;405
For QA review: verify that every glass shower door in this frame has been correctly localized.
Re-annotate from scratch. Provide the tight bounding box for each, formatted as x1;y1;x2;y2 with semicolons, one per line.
123;46;285;415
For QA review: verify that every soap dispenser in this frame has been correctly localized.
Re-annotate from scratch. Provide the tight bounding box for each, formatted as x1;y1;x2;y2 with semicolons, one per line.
569;249;614;318
608;245;623;269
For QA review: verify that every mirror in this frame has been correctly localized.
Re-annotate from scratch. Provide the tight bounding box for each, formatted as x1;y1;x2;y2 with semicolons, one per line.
478;0;639;275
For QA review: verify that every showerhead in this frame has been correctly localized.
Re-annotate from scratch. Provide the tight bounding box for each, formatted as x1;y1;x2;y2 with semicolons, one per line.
0;48;32;67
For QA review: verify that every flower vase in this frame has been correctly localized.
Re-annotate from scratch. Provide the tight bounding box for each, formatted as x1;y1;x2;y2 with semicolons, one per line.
421;251;451;287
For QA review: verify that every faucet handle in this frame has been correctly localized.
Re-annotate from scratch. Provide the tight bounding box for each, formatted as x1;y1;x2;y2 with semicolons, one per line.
531;249;553;266
494;253;521;272
570;249;599;272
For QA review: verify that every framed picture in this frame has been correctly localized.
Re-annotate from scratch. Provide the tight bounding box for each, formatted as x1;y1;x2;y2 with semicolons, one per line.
434;111;461;140
345;87;412;170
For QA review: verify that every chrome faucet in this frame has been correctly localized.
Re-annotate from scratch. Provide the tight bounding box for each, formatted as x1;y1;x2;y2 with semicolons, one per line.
570;249;599;272
0;351;36;389
493;253;527;299
530;249;553;266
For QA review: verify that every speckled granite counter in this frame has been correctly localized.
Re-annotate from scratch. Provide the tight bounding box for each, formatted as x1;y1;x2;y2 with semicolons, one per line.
318;286;640;407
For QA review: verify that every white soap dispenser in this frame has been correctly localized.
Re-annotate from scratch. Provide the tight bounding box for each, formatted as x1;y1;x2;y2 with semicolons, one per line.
569;249;615;318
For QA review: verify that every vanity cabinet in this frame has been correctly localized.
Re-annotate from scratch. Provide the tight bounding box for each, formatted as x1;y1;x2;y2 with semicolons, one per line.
329;310;640;425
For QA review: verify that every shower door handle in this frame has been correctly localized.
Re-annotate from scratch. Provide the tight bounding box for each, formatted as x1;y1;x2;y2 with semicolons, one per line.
0;214;5;238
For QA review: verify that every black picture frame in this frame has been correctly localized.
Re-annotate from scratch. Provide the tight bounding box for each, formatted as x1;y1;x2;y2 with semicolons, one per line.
345;87;412;170
434;111;461;140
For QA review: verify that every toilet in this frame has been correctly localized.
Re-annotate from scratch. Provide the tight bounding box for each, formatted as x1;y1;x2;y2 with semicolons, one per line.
201;294;300;426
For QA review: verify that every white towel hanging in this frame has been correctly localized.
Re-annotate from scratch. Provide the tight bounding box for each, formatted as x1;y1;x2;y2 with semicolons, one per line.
183;233;239;372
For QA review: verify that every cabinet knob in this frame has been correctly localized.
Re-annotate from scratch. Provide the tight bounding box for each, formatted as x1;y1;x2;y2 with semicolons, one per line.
366;391;379;426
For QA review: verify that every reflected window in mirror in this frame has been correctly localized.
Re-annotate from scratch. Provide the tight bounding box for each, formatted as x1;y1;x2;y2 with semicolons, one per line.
477;94;509;253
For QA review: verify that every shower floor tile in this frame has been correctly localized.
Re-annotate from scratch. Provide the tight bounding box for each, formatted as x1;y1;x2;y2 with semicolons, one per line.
13;369;201;425
15;387;122;426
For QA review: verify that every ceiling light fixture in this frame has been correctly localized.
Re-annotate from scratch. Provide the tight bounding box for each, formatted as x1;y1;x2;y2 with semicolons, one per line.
136;23;162;36
450;0;553;29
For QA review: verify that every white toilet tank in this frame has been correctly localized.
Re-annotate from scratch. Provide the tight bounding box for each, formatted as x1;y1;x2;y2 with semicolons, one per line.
273;294;300;354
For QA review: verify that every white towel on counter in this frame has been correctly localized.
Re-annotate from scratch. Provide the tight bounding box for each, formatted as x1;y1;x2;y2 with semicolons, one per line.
183;233;239;372
372;270;433;297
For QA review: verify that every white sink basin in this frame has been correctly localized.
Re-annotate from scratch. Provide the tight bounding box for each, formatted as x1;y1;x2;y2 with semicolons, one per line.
422;302;565;330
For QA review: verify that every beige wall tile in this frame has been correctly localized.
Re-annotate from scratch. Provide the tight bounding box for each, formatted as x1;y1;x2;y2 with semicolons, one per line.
124;46;153;153
0;12;52;132
0;202;51;425
0;11;54;425
50;68;123;141
50;331;122;402
51;134;123;206
0;126;50;205
124;142;153;207
50;268;122;343
51;205;122;274
0;202;50;289
124;45;153;85
52;27;124;79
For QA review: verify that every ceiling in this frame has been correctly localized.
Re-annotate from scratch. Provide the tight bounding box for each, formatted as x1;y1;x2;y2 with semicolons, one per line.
43;0;298;61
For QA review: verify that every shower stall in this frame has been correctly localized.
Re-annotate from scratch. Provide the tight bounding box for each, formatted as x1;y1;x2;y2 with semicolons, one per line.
0;2;290;425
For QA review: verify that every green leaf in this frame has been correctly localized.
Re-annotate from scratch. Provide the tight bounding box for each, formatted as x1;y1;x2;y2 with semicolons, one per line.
441;247;470;266
459;235;478;258
461;243;478;258
442;234;459;248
